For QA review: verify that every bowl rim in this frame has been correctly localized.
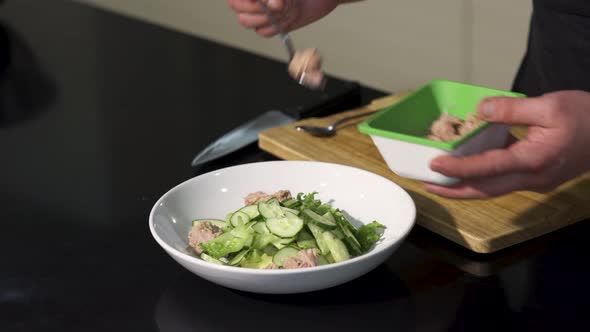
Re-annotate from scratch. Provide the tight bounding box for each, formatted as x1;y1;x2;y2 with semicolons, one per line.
358;79;526;151
148;160;416;275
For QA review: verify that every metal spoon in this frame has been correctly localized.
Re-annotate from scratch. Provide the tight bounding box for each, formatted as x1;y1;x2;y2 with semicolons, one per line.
296;110;380;137
256;0;325;90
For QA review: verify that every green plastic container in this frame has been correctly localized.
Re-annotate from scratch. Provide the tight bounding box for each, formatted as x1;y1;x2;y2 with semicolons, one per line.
358;79;526;185
359;79;525;151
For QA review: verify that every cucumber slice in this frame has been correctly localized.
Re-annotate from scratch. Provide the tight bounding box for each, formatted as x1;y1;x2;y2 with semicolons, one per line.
337;223;362;256
262;245;279;256
332;228;345;239
275;236;296;245
280;206;300;215
258;202;284;219
270;234;295;249
265;197;279;205
266;212;304;238
230;211;250;227
192;219;228;230
270;235;295;249
280;198;299;208
200;253;225;265
296;229;317;249
244;234;254;248
271;240;287;250
239;205;260;220
325;253;335;264
252;222;270;234
332;209;359;236
199;232;247;259
297;239;317;249
296;229;314;241
322;211;336;224
301;209;336;228
317;254;329;266
230;224;254;239
271;242;286;250
323;231;350;263
307;223;330;255
331;211;362;256
228;249;250;266
272;247;299;267
253;233;274;250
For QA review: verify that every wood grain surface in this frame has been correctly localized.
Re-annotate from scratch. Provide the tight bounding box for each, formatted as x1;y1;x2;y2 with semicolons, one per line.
258;94;590;254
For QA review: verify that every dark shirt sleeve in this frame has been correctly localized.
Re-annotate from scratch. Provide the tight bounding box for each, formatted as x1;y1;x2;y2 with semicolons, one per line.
512;0;590;96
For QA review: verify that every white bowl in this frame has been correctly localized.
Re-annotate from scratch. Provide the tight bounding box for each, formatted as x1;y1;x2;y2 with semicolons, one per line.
149;160;416;294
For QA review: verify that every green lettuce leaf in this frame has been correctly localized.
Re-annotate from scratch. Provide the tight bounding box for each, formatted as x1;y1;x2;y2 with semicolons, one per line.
240;249;273;269
356;221;386;252
296;192;333;215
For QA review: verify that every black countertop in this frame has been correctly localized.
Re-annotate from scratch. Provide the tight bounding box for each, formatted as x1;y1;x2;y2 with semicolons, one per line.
1;1;588;331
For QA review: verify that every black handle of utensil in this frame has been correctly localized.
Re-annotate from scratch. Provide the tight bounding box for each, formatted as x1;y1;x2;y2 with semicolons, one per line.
281;81;362;120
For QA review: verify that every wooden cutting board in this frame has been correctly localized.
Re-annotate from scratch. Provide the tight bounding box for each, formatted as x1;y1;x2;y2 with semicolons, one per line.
259;93;590;254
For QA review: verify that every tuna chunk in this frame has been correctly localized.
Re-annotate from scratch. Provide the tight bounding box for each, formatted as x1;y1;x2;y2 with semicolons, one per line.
428;113;483;142
429;113;463;142
244;190;292;206
283;249;319;270
288;48;324;89
264;263;280;270
188;221;223;254
273;190;292;202
459;113;483;136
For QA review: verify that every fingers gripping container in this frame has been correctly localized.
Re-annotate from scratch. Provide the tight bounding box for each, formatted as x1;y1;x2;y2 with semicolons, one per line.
358;80;526;186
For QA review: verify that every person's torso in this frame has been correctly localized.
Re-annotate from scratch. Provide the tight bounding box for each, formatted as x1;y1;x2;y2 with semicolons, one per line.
535;0;590;17
513;0;590;95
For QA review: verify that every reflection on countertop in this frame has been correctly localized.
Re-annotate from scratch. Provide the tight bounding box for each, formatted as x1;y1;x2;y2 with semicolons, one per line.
0;20;55;128
155;265;418;332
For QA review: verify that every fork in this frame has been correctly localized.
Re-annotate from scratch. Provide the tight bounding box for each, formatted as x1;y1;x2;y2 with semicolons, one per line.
256;0;296;61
